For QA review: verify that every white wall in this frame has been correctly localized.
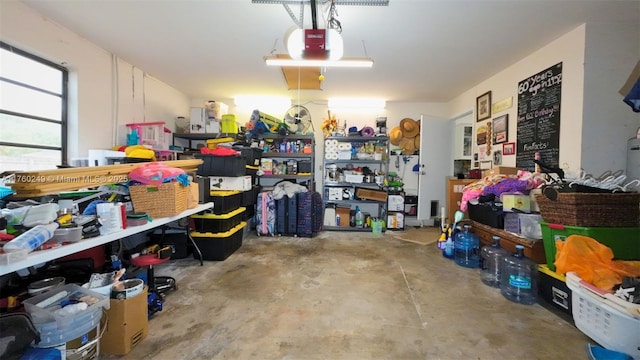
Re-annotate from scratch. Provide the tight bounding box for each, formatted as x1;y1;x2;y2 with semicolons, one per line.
449;25;588;172
0;1;191;161
581;21;640;176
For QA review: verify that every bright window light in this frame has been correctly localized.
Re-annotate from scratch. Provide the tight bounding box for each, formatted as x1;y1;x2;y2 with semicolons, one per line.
328;98;386;110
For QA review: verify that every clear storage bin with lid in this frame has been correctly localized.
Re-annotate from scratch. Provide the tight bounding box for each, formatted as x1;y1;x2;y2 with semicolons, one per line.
480;235;509;287
500;245;538;305
23;283;109;347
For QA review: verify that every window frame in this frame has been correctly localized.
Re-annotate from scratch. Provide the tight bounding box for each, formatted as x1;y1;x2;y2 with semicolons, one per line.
0;41;69;167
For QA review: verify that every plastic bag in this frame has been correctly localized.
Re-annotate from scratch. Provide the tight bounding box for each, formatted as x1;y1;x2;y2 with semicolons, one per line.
555;234;640;291
128;163;185;186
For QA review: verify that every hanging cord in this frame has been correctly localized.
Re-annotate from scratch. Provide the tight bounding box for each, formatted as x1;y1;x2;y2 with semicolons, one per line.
362;40;369;57
327;0;342;33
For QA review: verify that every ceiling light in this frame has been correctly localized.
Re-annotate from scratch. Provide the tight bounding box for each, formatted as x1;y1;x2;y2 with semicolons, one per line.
265;56;373;68
328;98;386;109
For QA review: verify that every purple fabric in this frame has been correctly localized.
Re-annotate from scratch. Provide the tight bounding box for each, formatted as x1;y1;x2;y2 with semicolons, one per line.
482;178;528;197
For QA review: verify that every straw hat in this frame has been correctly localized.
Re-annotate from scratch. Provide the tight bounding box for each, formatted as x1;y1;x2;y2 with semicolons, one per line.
389;126;403;145
413;134;420;151
399;137;416;155
400;118;419;138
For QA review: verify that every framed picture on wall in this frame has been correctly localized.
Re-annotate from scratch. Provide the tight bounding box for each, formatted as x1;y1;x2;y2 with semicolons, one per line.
492;114;508;144
503;142;515;155
476;91;492;122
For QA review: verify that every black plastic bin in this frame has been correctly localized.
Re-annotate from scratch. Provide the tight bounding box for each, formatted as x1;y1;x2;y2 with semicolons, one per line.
209;190;243;214
190;207;246;234
468;202;504;228
232;146;263;167
191;222;246;261
195;154;246;176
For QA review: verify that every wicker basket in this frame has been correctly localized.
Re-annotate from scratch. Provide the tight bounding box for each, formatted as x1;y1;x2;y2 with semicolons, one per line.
535;192;640;227
129;182;188;218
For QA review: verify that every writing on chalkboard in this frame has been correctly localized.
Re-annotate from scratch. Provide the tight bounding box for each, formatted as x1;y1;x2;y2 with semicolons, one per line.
516;63;563;171
518;70;563;96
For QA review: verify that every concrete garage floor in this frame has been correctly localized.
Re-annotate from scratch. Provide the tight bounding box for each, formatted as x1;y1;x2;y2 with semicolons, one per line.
115;228;590;359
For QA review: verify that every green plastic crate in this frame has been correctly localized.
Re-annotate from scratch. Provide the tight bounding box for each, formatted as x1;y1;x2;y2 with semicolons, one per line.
540;222;640;271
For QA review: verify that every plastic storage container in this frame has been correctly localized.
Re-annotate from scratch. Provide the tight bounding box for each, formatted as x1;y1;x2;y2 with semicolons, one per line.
538;264;572;317
191;207;246;233
232;146;263;167
209;190;242;215
23;284;109;347
540;222;640;271
195;154;246;176
190;221;246;261
51;226;83;243
454;225;480;268
566;272;640;359
480;235;509;287
3;223;59;252
500;245;538;305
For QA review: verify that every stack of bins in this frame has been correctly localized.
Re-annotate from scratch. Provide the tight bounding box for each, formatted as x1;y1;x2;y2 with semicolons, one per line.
23;284;109;354
190;190;245;261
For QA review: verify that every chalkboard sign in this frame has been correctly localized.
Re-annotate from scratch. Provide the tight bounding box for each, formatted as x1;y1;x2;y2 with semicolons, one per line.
516;63;562;171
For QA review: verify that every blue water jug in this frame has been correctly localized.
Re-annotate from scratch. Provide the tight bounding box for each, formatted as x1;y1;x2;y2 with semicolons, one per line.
454;224;480;268
500;245;538;305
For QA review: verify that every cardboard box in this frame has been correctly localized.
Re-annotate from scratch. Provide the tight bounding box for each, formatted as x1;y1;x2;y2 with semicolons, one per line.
388;195;404;212
328;188;343;201
100;286;149;355
335;206;351;227
501;194;531;212
190;107;206;134
260;158;273;175
482;166;519;177
388;212;404;229
209;175;252;191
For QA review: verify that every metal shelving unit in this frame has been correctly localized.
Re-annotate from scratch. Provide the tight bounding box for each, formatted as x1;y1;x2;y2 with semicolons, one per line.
322;135;390;231
256;134;315;190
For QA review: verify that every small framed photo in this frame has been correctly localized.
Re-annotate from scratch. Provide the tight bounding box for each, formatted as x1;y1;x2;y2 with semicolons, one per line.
476;91;492;122
503;142;515;155
479;160;493;170
492;114;509;144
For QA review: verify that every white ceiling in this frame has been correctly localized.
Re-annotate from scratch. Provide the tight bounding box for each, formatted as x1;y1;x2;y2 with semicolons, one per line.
21;0;640;104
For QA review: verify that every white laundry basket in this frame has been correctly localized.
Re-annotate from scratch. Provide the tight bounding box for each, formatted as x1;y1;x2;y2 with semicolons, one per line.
565;272;640;359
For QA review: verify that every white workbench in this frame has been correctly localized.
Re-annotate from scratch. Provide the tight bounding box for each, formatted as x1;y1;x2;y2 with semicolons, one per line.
0;203;213;276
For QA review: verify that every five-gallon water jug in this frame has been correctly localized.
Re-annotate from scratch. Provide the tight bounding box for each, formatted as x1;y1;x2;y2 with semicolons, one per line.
3;223;59;252
500;244;538;304
454;224;480;268
480;235;509;287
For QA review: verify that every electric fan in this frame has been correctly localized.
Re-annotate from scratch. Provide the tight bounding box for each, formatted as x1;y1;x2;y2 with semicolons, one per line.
284;105;313;134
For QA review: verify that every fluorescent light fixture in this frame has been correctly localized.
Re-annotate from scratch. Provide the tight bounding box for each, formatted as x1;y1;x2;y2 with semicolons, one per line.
265;56;373;68
234;95;291;111
328;98;386;109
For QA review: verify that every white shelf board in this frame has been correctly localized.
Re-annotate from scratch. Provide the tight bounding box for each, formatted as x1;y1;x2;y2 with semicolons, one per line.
0;203;213;276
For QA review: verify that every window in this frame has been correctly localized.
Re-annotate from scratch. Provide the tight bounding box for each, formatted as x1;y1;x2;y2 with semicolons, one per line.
0;41;68;172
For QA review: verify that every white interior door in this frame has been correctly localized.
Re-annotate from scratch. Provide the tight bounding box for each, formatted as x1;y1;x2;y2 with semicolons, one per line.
416;114;453;226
